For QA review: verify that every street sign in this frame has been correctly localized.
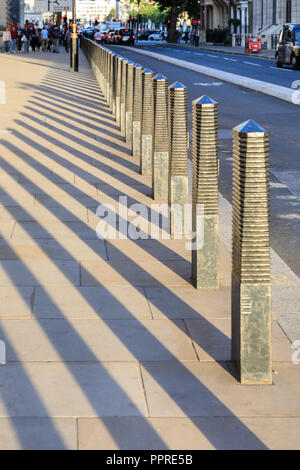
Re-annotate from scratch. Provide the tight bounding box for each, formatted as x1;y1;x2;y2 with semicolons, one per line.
35;0;72;12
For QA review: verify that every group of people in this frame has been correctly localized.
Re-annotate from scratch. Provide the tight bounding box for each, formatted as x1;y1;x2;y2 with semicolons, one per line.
2;21;72;54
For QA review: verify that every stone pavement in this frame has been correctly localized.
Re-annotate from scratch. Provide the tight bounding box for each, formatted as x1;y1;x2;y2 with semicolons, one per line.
0;48;299;450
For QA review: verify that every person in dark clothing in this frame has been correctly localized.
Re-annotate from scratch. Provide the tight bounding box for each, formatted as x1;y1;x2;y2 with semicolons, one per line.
16;24;23;51
30;28;38;51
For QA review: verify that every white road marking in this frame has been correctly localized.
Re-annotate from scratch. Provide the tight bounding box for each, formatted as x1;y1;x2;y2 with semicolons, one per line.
244;61;261;66
207;54;218;58
224;57;237;62
270;66;292;72
193;82;223;86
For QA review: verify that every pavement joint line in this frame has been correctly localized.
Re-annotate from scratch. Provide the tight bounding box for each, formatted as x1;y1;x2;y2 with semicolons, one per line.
121;46;298;105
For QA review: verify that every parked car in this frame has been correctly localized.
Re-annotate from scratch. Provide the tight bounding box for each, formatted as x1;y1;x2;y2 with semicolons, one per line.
115;28;135;46
148;30;167;41
276;24;300;69
138;30;156;40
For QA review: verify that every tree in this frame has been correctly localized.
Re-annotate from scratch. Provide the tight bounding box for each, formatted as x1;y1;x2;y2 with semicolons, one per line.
153;0;200;42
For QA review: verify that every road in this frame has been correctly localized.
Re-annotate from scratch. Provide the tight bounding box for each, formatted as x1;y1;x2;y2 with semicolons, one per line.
111;44;300;279
136;44;300;88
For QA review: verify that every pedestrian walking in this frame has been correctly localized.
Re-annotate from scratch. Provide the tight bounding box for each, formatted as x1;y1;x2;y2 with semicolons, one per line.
64;27;71;53
3;27;11;52
52;26;60;53
10;26;18;52
16;24;23;51
23;25;32;53
41;25;49;51
30;27;39;51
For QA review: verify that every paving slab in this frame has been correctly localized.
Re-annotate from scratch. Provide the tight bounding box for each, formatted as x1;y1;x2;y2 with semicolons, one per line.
0;260;79;286
0;239;107;261
0;205;88;222
0;319;197;362
145;286;230;319
33;285;151;319
141;362;300;417
0;286;33;318
0;363;147;417
0;418;76;450
11;220;98;240
80;259;192;287
185;319;292;362
77;416;300;450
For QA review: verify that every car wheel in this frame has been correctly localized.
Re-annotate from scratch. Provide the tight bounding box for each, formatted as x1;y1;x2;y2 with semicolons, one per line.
291;55;299;70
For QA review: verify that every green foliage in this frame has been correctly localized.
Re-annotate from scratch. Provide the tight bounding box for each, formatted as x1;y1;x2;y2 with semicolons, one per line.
127;1;168;25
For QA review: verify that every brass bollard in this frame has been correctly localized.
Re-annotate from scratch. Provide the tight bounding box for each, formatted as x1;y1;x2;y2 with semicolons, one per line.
153;74;168;200
168;82;189;236
192;96;219;289
110;52;117;116
116;55;123;127
132;64;143;160
231;120;272;385
125;61;135;149
120;58;129;136
140;68;154;175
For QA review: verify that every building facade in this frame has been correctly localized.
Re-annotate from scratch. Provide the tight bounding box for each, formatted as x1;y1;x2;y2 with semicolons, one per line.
252;0;300;35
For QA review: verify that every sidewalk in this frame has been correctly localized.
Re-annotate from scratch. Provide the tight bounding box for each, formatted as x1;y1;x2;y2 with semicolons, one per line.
0;48;299;450
136;40;276;60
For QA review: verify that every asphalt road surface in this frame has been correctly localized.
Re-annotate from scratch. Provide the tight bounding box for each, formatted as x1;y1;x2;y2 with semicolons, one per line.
136;44;300;88
111;44;300;278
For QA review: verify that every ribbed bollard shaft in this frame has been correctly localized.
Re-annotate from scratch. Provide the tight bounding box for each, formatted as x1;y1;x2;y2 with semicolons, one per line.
125;61;135;149
152;74;168;199
192;95;219;289
115;56;123;127
132;64;143;159
168;82;189;236
120;58;129;136
140;69;154;175
110;53;117;115
231;119;271;385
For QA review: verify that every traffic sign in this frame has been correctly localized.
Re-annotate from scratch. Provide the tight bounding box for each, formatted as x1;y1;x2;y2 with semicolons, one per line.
35;0;72;12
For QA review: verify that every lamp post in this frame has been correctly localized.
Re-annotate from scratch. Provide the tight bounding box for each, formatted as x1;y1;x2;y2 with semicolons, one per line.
70;0;78;72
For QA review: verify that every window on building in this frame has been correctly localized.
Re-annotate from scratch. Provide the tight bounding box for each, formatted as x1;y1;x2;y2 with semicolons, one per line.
286;0;292;23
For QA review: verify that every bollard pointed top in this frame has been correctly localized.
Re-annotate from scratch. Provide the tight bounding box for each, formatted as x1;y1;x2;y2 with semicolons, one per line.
154;73;167;81
127;60;135;65
193;95;217;106
143;68;153;74
169;81;186;89
234;120;267;134
134;64;143;68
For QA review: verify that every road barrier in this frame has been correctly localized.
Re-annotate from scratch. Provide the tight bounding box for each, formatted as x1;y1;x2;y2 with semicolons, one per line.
82;39;272;384
140;69;154;175
125;61;135;148
153;74;169;200
231;120;272;385
168;82;189;236
132;64;143;160
192;96;219;289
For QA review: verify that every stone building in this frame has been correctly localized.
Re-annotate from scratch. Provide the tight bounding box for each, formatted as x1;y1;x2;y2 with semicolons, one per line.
252;0;300;35
0;0;24;26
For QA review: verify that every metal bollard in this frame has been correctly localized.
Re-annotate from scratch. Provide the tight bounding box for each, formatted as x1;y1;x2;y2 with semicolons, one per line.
231;120;272;385
192;96;219;289
120;58;129;136
115;55;123;127
125;61;135;149
140;68;154;175
132;64;143;160
110;52;117;115
153;74;168;199
168;82;189;236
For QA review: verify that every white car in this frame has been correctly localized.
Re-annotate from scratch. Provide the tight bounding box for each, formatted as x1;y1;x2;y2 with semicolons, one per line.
148;31;166;41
